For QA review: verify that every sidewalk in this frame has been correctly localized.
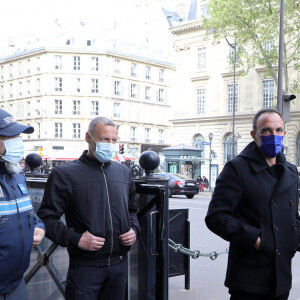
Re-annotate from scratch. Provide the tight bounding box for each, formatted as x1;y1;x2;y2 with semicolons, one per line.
196;190;212;197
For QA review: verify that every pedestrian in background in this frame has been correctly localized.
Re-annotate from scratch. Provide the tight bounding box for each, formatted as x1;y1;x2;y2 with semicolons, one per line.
197;175;203;192
202;176;209;189
206;108;300;300
0;109;45;300
38;116;140;300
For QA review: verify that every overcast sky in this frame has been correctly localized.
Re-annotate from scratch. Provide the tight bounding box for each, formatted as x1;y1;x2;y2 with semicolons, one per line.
0;0;183;54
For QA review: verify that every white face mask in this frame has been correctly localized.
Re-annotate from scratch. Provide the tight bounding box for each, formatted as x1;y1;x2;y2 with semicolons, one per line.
2;136;24;164
90;134;116;163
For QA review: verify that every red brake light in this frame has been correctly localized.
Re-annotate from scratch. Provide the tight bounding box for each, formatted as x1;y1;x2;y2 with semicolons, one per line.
174;180;183;186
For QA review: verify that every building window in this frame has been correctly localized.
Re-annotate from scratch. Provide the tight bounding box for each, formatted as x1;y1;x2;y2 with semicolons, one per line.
145;128;151;143
192;134;204;154
19;82;23;96
264;40;274;53
36;100;41;115
55;55;62;70
76;78;80;92
36;57;41;71
145;86;151;100
54;99;62;114
114;81;121;96
227;83;238;113
27;102;31;116
91;57;99;71
159;69;164;82
116;125;121;141
158;88;165;103
73;123;81;139
158;129;164;144
224;133;237;163
196;88;206;115
262;79;274;108
9;84;13;98
200;4;209;18
37;123;40;139
54;123;62;138
91;101;99;115
36;78;40;94
74;56;80;70
18;61;23;75
55;77;62;92
131;63;137;77
198;46;206;69
1;85;4;99
130;127;137;142
114;102;120;118
27;59;31;74
145;66;151;80
26;80;30;95
91;79;99;93
9;64;13;78
115;59;121;74
73;100;80;115
130;84;137;98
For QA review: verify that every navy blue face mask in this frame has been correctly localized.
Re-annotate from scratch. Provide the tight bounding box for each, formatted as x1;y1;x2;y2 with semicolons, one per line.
259;135;284;158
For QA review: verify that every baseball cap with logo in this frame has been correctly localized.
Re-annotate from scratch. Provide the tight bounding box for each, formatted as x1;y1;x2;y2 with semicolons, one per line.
0;109;34;136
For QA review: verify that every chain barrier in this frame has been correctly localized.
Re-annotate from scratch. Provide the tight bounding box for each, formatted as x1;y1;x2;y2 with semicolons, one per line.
168;238;228;260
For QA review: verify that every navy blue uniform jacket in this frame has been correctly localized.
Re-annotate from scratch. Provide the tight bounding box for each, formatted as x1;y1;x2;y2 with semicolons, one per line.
0;161;45;294
205;141;300;296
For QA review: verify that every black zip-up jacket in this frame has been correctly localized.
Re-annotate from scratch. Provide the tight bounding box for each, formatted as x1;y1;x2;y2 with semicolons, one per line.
37;151;140;266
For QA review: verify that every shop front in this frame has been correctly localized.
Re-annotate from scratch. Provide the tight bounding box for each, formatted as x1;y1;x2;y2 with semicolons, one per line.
162;144;204;180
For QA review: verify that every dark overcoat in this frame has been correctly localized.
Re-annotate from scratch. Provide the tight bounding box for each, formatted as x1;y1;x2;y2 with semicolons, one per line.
205;141;300;296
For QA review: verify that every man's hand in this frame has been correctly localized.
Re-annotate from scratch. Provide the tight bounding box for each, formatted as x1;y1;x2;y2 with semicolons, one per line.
119;228;136;246
78;231;105;251
33;228;45;246
255;237;261;250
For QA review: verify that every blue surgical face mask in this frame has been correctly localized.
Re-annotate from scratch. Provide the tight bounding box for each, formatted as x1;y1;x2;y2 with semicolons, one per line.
2;136;25;164
90;134;116;163
259;134;284;158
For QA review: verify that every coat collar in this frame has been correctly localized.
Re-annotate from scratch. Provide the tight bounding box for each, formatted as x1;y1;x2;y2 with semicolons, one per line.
238;141;298;194
79;150;112;168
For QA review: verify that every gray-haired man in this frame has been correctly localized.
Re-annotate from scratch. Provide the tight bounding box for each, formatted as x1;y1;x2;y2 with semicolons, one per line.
38;116;140;300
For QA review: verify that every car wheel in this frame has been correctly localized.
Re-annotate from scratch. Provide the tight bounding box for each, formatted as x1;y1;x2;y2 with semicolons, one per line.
186;195;194;199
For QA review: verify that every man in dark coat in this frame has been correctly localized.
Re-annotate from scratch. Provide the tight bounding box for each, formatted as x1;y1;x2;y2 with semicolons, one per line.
38;116;140;300
205;108;300;300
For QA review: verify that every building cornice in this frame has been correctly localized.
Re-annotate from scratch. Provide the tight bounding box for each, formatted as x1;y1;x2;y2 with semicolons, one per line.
0;47;174;69
170;113;254;125
170;20;204;34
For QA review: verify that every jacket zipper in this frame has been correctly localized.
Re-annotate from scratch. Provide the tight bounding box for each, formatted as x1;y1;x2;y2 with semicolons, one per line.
6;174;24;291
101;165;113;266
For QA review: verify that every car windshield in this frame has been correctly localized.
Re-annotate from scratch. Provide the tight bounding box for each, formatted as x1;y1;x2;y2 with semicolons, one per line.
174;173;194;180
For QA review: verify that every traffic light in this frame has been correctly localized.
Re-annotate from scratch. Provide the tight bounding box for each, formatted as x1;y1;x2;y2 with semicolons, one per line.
119;144;124;154
282;93;296;122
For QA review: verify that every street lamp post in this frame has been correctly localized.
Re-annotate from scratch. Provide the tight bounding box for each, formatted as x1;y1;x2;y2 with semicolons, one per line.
224;37;237;160
208;133;213;192
277;0;284;115
231;40;237;160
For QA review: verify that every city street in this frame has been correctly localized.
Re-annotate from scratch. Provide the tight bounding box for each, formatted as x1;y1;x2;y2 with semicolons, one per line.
168;192;300;300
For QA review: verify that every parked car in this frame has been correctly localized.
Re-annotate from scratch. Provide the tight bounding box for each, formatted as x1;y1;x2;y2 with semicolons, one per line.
154;172;199;199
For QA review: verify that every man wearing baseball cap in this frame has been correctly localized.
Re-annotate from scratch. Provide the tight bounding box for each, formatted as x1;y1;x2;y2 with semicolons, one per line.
0;109;45;300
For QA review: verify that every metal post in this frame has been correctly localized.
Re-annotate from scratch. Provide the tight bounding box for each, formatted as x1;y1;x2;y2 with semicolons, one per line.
277;0;284;114
231;39;236;160
208;133;213;192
